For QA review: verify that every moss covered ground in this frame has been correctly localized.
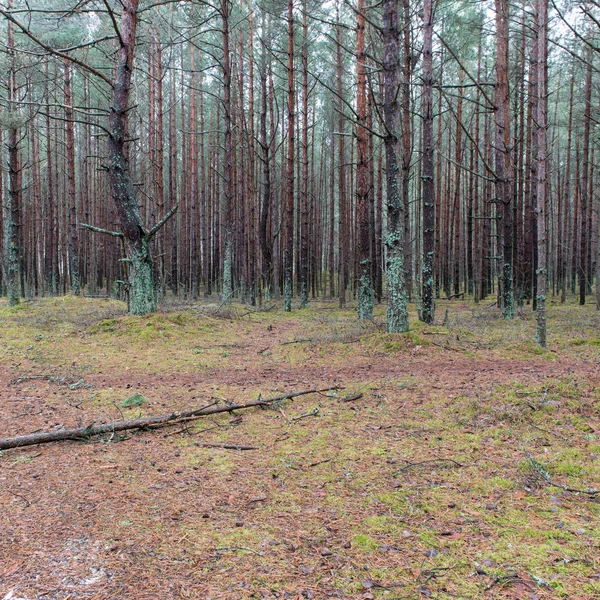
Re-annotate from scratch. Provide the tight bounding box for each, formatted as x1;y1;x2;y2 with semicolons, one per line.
0;295;599;599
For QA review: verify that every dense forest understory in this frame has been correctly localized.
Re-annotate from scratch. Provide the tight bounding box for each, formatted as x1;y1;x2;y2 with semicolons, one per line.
0;296;599;599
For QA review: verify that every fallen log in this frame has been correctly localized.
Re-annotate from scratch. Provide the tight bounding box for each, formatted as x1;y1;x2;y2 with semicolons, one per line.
0;387;339;451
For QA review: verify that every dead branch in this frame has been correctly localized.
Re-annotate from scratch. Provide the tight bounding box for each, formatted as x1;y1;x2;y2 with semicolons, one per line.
0;386;339;451
396;458;464;473
290;408;319;421
340;392;364;403
525;452;598;496
195;442;257;450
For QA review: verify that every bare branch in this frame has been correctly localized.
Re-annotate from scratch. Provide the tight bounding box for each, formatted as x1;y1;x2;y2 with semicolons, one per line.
148;203;179;237
80;224;124;237
0;8;114;87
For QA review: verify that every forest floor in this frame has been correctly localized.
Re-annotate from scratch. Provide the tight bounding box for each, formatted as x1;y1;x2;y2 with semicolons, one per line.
0;295;599;600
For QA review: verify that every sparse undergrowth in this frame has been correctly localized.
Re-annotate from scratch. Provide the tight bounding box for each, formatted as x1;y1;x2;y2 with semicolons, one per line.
1;295;599;599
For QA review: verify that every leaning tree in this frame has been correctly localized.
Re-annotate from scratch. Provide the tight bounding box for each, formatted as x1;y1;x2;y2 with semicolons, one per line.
1;0;177;314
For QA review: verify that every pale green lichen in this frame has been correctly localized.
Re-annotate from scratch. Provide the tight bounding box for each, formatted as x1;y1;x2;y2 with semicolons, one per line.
421;250;435;324
222;241;233;305
3;202;20;307
128;235;157;315
357;262;373;320
284;271;292;312
385;232;409;333
300;280;308;309
502;263;515;320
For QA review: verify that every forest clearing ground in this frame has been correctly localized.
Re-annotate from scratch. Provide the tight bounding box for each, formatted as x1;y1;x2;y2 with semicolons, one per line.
0;296;599;599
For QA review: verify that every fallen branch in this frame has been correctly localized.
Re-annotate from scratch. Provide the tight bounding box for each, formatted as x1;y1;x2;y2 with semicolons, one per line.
396;458;464;473
290;408;319;421
0;387;339;451
195;442;257;450
525;452;598;496
341;392;363;403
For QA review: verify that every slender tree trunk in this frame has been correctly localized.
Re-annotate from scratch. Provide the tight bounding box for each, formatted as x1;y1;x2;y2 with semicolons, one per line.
495;0;514;319
535;0;548;346
247;3;257;305
401;0;413;300
421;0;435;324
284;0;295;311
44;63;56;295
4;6;20;306
336;3;347;308
383;0;408;332
64;60;80;295
259;36;273;298
579;51;592;306
300;0;310;308
356;0;372;319
221;0;234;304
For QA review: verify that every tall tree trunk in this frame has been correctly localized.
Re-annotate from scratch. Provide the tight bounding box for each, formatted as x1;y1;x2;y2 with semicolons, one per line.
336;3;347;308
259;35;273;298
44;63;56;295
107;0;156;314
64;59;80;295
284;0;295;311
579;51;592;306
535;0;548;346
495;0;514;319
247;2;257;305
401;0;413;300
300;0;310;308
4;4;20;306
383;0;408;332
221;0;234;304
356;0;372;319
421;0;435;324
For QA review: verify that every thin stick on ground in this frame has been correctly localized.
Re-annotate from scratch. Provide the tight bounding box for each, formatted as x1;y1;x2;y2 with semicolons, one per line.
195;442;257;450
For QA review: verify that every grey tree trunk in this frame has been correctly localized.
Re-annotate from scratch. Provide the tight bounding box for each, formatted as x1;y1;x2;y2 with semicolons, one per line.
535;0;548;346
221;0;234;305
4;8;20;306
107;0;157;315
383;0;409;333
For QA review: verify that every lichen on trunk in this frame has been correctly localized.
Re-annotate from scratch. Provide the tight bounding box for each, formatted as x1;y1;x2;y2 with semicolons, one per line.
357;262;373;320
300;281;308;309
386;233;409;333
284;269;292;312
502;263;515;320
222;239;233;305
127;234;157;315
